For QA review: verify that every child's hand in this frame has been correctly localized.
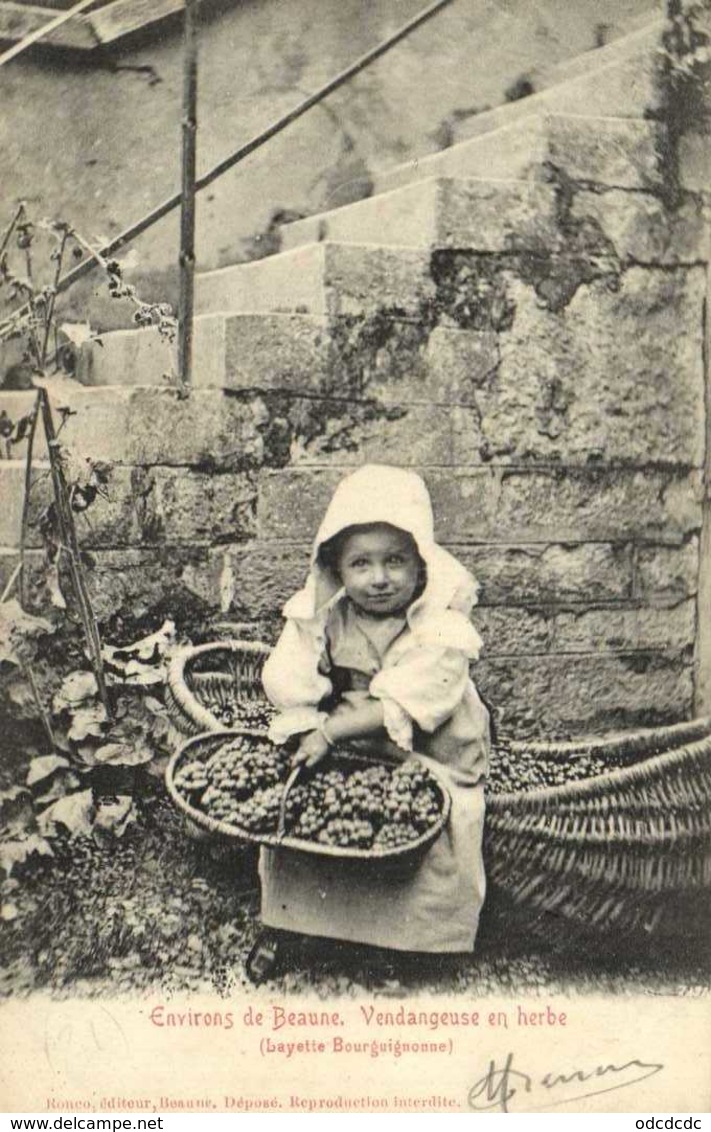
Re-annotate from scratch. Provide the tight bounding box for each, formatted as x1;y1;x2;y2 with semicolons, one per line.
292;729;330;769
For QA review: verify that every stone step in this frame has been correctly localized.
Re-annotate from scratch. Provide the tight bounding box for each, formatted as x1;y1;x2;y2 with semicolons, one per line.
281;179;559;253
195;242;434;319
448;19;662;150
280;174;708;260
0;384;268;467
371;113;664;195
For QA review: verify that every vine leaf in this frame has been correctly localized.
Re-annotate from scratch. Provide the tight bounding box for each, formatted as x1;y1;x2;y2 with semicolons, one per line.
0;601;54;667
90;739;153;767
0;834;54;877
53;670;98;712
93;796;136;839
37;789;95;838
26;754;71;787
66;703;109;743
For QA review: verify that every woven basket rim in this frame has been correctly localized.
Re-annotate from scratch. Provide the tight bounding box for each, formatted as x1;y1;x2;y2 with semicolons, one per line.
166;638;272;734
507;716;711;760
165;728;452;861
487;728;711;809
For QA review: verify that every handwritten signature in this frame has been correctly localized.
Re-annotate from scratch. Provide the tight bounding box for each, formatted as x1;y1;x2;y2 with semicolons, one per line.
468;1051;664;1112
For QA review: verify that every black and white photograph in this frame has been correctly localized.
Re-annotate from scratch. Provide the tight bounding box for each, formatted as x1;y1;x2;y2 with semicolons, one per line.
0;0;709;1114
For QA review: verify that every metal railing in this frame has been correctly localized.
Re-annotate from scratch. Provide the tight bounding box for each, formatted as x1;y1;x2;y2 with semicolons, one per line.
0;0;457;390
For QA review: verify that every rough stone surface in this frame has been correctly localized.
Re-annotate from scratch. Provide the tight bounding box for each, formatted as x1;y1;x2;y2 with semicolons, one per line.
288;402;453;468
476;653;694;738
475;607;553;655
77;329;175;388
191;542;312;621
0;463;51;549
635;541;701;602
51;467;258;549
3;387;269;469
281;179;559;252
257;466;703;544
456;542;634;604
545;114;663;190
572;190;710;264
80;546;215;624
192;313;501;405
552;601;697;653
429;467;703;544
373;117;546;194
195;244;434;318
487;269;706;467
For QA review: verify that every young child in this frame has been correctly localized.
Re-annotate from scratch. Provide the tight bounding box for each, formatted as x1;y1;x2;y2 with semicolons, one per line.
252;464;490;978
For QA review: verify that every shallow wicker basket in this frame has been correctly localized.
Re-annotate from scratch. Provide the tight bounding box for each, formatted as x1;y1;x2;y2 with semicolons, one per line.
166;729;451;865
165;640;272;736
484;716;711;938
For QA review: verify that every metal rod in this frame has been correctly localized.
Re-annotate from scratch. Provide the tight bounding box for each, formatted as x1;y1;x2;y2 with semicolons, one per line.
178;0;198;396
0;0;456;324
0;0;101;69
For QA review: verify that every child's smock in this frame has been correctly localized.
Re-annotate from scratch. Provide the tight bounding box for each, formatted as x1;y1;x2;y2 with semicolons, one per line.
259;465;490;953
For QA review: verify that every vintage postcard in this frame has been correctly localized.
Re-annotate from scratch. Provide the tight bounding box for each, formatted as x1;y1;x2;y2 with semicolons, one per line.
0;0;709;1116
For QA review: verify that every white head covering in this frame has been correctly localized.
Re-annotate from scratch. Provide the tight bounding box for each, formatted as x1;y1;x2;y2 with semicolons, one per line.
282;465;481;656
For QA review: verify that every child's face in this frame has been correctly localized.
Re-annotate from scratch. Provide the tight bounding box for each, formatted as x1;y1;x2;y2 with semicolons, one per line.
336;524;422;617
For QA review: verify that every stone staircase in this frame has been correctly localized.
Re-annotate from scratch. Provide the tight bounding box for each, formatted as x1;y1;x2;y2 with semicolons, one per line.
2;11;708;736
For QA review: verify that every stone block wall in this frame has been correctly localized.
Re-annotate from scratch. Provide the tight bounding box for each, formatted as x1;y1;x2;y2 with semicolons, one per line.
3;191;706;738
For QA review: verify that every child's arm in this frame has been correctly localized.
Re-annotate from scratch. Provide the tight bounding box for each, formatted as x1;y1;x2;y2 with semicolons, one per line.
293;698;386;768
262;619;333;744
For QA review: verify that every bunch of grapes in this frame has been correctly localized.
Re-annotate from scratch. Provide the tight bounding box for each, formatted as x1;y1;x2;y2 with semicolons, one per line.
203;697;276;732
373;822;421;850
173;760;208;795
487;744;611;795
174;736;445;852
317;817;375;848
232;785;285;833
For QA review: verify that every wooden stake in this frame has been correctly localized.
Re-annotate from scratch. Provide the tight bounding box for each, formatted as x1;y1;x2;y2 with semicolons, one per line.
177;0;198;398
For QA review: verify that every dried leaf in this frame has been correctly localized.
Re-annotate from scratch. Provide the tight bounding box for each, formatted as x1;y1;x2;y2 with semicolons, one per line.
53;670;98;712
0;786;34;837
0;834;53;876
47;558;67;610
93;795;136;838
34;772;81;806
102;620;176;665
26;754;71;786
91;740;153;767
66;703;108;743
37;789;94;839
0;601;54;667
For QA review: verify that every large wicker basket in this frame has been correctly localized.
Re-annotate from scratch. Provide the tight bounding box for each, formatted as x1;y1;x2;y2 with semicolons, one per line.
166;729;451;867
484;717;711;939
165;639;272;736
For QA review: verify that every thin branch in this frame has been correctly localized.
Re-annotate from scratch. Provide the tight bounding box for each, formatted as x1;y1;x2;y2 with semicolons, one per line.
19;390;41;609
40;231;69;369
38;388;112;717
0;204;24;260
0;561;22;604
21;660;57;753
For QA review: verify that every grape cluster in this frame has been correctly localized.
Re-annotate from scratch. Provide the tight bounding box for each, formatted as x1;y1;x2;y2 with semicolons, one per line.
318;818;375;848
173;735;445;852
203;697;275;732
173;761;208;795
373;822;420;849
487;744;612;795
231;785;284;833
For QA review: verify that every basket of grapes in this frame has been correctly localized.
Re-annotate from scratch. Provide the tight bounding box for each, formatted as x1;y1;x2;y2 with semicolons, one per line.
165;640;275;736
484;716;711;938
166;729;451;864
